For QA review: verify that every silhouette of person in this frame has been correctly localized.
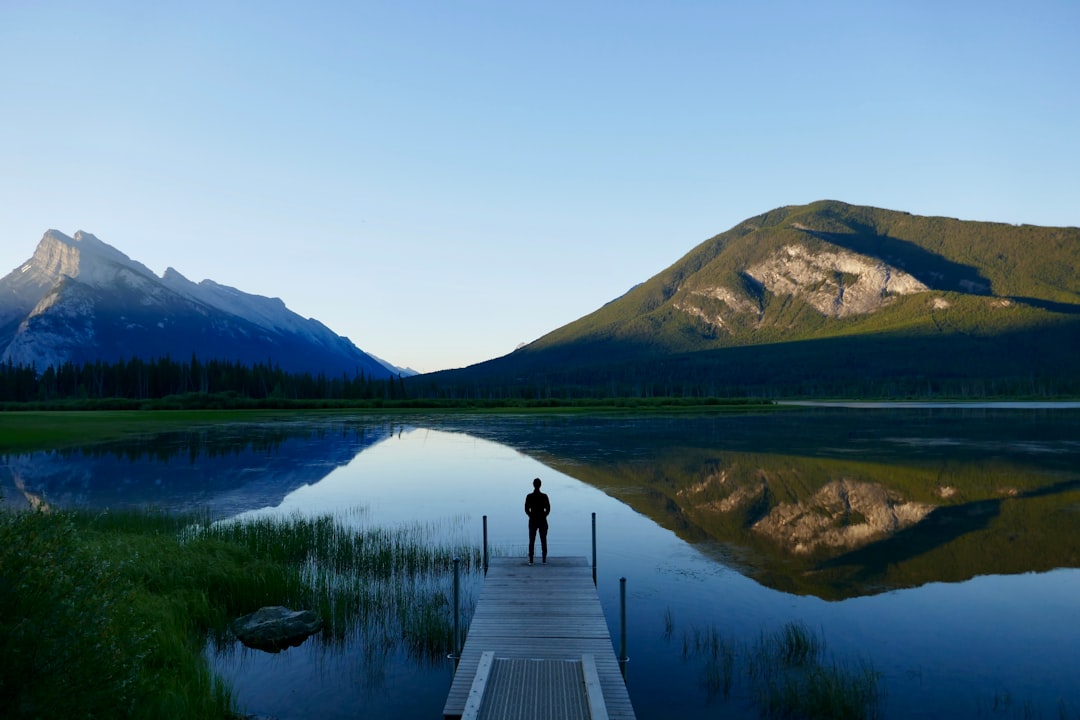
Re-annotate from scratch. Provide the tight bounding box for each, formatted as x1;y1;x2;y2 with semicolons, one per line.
524;477;550;565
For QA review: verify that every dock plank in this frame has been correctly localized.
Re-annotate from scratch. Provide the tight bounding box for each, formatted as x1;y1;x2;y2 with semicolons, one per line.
443;556;635;719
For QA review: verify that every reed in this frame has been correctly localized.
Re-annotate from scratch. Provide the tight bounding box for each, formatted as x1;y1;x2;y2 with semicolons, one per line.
0;506;482;719
758;659;883;720
675;618;883;719
190;511;481;650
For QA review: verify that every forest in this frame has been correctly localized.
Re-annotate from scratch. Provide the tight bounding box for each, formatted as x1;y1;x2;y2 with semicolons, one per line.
0;355;407;406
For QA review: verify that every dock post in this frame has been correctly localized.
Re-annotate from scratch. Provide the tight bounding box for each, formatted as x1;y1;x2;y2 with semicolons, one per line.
453;557;461;664
619;576;628;681
482;515;489;575
592;512;598;587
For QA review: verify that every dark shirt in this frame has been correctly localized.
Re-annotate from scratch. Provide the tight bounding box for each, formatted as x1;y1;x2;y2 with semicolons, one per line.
525;490;550;526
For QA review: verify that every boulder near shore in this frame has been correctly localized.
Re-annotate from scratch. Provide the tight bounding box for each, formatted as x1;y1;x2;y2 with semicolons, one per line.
232;606;323;653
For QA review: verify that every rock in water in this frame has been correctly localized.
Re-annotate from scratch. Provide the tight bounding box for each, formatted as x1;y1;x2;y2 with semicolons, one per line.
232;606;323;653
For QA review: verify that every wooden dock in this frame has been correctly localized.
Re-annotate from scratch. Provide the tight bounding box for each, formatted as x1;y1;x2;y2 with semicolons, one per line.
442;556;635;720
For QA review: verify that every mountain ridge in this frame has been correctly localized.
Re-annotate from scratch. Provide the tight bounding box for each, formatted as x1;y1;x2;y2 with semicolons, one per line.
0;230;400;378
416;200;1080;397
536;199;1079;349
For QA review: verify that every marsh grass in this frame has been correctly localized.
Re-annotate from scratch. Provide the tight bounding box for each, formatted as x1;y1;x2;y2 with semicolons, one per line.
1;506;482;719
670;611;883;719
203;511;480;653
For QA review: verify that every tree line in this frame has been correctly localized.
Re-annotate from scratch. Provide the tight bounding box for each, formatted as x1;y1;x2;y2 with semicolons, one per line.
404;325;1080;401
0;355;407;404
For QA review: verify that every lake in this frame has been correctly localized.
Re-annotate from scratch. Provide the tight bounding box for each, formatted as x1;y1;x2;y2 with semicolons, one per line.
4;406;1080;719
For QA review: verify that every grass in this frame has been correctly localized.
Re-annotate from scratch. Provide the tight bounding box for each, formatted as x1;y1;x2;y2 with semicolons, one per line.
0;404;780;453
0;506;482;719
194;510;481;654
675;612;883;719
0;409;303;452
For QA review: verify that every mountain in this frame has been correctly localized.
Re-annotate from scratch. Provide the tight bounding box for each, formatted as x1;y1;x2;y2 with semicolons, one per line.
0;230;397;378
417;200;1080;397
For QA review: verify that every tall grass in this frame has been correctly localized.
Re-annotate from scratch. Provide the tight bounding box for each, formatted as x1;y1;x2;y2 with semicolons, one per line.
672;611;884;719
192;510;482;656
0;506;482;719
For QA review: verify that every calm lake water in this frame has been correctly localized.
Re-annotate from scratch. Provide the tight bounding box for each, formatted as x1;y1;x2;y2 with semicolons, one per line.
4;407;1080;719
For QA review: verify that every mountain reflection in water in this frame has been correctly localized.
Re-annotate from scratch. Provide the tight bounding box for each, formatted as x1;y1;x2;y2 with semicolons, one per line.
4;408;1080;718
4;409;1079;601
414;408;1080;599
0;421;394;517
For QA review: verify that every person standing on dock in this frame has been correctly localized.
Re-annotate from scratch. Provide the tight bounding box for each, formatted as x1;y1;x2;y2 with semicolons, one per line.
525;477;550;565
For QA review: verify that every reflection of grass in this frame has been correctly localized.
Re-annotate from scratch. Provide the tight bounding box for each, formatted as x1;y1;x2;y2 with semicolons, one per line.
0;507;481;719
976;690;1077;719
672;611;883;719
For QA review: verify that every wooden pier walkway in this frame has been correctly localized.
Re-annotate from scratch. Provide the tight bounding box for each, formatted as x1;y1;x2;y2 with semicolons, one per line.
442;556;636;720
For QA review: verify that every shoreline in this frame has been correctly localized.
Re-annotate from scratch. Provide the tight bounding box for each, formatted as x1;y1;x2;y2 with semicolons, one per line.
779;400;1080;409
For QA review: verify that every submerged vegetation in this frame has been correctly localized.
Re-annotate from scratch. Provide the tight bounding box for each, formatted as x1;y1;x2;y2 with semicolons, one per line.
675;616;883;719
0;506;481;719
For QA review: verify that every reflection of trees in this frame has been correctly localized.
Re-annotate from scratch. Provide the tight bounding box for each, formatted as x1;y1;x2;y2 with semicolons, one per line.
57;423;383;464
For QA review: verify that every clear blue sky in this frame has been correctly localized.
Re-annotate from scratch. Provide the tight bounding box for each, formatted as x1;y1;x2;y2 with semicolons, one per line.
2;1;1077;373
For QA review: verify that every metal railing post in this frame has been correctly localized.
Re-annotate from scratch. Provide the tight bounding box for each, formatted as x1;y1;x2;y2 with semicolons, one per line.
619;576;628;681
482;515;489;575
591;512;597;587
453;557;461;664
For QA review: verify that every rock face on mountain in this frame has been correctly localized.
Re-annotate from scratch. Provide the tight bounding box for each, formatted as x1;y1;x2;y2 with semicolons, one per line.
0;230;396;377
676;243;930;327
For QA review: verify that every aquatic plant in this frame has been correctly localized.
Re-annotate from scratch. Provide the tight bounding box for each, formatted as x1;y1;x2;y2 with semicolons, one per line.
0;506;482;719
758;658;883;720
672;615;883;719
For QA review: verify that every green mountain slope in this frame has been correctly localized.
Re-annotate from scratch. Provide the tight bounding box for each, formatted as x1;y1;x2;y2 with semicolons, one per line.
416;201;1080;398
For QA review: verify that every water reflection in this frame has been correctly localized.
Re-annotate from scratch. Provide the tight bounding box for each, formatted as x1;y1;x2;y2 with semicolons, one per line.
0;421;396;517
412;409;1080;599
4;408;1080;718
6;409;1080;599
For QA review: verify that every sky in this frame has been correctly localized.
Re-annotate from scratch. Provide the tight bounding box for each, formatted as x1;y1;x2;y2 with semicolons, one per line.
2;1;1078;374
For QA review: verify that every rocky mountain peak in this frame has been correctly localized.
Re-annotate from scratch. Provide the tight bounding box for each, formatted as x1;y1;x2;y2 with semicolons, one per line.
30;230;85;281
29;229;155;289
1;229;402;378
